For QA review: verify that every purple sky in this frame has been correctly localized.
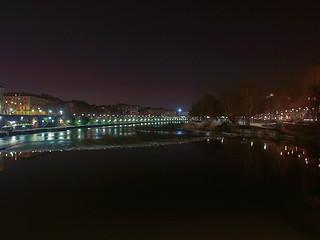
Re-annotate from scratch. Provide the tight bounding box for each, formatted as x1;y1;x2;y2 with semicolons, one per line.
1;1;319;109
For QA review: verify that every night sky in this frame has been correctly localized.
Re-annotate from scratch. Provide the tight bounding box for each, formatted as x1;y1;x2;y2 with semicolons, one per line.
1;1;320;109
